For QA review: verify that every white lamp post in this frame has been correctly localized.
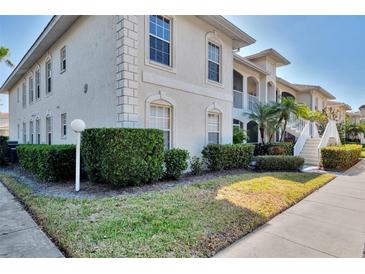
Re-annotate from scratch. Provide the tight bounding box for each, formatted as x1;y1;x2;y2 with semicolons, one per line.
71;119;86;192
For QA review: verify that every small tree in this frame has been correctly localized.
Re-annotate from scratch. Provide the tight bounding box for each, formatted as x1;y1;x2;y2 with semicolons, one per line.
275;97;309;142
249;102;277;144
233;126;247;144
0;46;14;67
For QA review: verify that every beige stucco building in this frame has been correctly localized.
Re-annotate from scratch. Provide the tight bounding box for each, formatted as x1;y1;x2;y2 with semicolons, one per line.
0;15;342;159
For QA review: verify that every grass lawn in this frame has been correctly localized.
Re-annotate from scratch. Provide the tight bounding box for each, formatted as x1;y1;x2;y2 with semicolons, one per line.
0;172;335;258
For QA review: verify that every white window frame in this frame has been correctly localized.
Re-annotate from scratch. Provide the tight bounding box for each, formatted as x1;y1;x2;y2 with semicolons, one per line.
150;103;172;149
205;31;223;88
29;120;34;144
22;122;26;144
36;118;41;144
207;42;221;83
60;46;66;73
45;60;52;95
207;112;221;144
46;115;52;145
22;82;26;108
61;113;67;138
29;76;34;104
35;68;41;100
144;15;176;73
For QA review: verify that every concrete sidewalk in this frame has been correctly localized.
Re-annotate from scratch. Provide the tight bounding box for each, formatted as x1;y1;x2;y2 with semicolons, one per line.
215;160;365;258
0;182;64;258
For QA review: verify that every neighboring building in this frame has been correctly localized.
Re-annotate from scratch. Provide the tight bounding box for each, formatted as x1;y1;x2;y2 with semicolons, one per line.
0;112;9;136
326;101;352;123
0;15;339;160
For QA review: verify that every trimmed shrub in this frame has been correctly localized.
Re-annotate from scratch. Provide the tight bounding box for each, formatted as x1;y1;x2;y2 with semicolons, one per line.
0;136;9;165
201;144;255;171
321;144;362;171
164;148;189;179
81;128;164;187
254;142;294;156
255;155;304;171
190;156;204;176
17;144;75;181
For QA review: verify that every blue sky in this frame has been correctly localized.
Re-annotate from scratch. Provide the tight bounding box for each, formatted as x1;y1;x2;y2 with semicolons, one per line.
0;15;364;112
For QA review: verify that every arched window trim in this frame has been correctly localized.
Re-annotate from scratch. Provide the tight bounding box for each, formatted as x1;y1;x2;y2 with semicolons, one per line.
205;31;224;88
205;102;223;145
145;91;177;148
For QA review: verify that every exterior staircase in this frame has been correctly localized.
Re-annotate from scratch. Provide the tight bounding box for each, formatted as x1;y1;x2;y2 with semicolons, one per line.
298;138;321;166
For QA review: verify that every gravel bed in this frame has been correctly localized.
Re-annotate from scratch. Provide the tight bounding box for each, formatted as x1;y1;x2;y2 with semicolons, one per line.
0;164;250;199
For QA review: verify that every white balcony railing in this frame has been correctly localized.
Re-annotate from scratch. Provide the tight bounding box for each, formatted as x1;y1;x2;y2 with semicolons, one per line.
288;112;307;133
233;90;243;109
248;94;258;112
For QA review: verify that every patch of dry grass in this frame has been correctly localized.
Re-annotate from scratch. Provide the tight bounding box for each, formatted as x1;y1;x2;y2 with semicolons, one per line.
0;172;335;258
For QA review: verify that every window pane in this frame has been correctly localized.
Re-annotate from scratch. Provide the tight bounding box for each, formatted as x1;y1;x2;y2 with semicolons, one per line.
208;133;219;144
208;61;219;82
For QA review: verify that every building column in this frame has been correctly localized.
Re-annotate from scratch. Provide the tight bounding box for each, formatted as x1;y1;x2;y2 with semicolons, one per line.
115;15;139;128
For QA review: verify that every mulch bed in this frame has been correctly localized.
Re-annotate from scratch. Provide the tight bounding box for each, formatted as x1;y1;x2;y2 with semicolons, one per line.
0;164;250;199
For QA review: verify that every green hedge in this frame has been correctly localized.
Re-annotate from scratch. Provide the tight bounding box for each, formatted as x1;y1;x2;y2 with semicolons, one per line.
254;142;294;156
201;144;255;171
81;128;164;187
321;144;362;171
255;155;304;171
0;136;9;165
164;148;189;179
17;144;75;181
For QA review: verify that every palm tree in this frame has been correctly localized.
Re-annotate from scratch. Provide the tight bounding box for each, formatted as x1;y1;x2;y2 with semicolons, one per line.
275;97;309;142
0;46;14;67
249;102;277;144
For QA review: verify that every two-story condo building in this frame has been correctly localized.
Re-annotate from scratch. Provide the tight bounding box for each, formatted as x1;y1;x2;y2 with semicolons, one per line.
0;15;340;160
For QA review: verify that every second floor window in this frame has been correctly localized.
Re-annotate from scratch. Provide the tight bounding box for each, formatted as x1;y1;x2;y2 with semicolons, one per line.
29;77;34;103
60;46;66;72
149;15;171;66
35;69;40;99
22;82;26;107
233;70;243;109
208;42;220;82
17;88;20;103
46;60;52;94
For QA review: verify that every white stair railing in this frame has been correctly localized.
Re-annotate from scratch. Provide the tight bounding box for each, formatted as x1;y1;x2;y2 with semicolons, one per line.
317;119;341;161
293;121;310;156
288;113;307;133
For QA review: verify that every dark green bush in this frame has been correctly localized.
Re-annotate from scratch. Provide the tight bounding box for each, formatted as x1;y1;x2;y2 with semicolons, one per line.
255;155;304;171
17;144;75;181
0;136;9;165
201;144;255;171
321;144;362;171
190;156;204;176
254;142;294;156
164;148;189;179
81;128;164;187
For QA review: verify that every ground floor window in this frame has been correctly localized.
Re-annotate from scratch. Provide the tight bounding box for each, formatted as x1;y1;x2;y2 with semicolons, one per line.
46;116;52;145
208;112;220;144
22;122;26;144
29;121;34;144
36;119;41;144
150;104;171;149
61;113;67;137
233;119;244;129
247;120;258;143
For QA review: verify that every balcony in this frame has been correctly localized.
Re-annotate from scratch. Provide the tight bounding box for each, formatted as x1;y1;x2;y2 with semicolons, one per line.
248;94;258;112
233;90;259;113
